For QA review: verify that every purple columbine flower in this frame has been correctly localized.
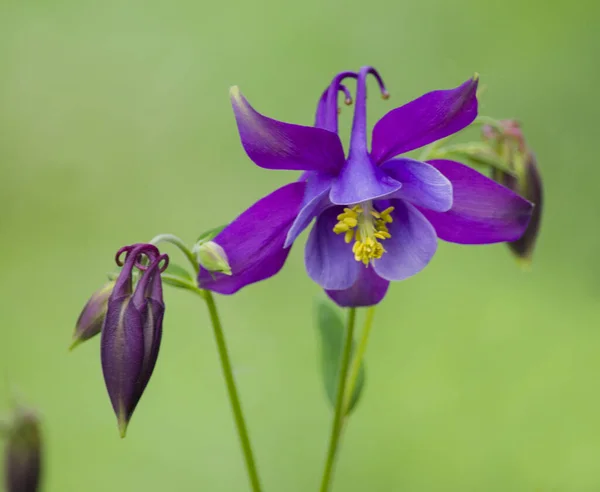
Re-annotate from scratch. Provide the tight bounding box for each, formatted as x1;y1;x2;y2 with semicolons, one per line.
101;243;168;437
199;67;533;306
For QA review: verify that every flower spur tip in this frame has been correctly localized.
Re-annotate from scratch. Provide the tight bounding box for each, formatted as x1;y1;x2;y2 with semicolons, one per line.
229;85;241;99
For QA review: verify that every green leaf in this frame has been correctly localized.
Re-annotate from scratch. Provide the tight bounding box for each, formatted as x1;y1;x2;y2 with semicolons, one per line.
161;263;195;290
316;300;365;415
164;263;194;282
196;225;227;244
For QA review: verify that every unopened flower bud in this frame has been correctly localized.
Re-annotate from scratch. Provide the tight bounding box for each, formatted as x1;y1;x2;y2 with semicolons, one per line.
4;410;42;492
71;281;115;350
483;120;543;265
196;241;232;276
101;244;168;437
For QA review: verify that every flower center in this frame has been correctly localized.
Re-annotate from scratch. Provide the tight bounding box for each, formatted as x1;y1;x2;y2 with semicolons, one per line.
332;202;394;265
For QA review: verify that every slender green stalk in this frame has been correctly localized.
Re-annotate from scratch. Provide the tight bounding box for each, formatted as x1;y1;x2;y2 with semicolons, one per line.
343;307;375;413
418;135;452;161
150;233;199;274
472;115;505;131
319;307;357;492
203;290;262;492
149;234;260;489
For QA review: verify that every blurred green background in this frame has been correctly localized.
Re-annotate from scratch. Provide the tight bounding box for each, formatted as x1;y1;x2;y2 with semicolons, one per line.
1;0;599;490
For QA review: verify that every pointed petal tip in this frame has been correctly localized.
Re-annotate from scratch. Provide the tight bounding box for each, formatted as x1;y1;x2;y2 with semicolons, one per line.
68;338;82;352
515;256;533;271
118;418;128;439
371;76;480;162
229;85;241;99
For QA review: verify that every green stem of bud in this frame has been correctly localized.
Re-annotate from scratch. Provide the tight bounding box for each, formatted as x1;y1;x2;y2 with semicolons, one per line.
0;418;11;438
418;135;453;161
149;234;199;275
419;116;506;162
429;142;514;174
198;290;263;492
472;115;505;132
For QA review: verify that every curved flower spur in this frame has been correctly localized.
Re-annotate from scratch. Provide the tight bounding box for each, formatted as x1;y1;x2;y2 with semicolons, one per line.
101;243;168;437
199;67;533;306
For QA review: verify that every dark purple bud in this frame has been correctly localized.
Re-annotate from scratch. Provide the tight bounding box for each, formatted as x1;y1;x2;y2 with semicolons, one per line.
100;244;168;437
4;410;42;492
71;281;115;350
484;120;543;265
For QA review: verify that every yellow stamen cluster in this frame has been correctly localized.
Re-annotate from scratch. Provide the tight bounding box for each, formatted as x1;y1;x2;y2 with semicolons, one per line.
333;204;395;265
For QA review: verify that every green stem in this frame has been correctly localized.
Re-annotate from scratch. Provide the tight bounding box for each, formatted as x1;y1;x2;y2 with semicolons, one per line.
418;132;458;161
419;116;504;162
202;290;262;492
149;233;199;275
0;419;10;437
472;115;505;131
319;307;357;492
343;307;375;413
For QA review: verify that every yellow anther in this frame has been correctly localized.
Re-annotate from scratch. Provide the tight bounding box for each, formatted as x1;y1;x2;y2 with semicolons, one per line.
379;206;395;223
333;222;349;234
333;202;395;265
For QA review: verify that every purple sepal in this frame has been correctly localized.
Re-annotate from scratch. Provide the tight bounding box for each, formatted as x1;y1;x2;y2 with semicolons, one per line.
420;160;533;244
230;87;345;174
199;182;306;294
371;76;479;163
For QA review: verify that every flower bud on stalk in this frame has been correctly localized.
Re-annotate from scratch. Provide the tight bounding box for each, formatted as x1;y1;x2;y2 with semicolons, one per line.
71;281;115;350
100;243;168;437
3;409;42;492
196;241;232;276
483;120;543;265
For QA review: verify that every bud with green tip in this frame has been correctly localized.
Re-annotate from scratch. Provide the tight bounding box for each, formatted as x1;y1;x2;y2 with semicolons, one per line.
71;281;115;350
196;241;232;276
101;243;168;438
3;409;42;492
483;120;543;266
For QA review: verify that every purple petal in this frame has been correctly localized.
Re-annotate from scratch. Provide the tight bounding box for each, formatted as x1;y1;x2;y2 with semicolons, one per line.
329;154;402;205
137;298;164;402
101;298;144;435
230;87;345;174
285;172;334;248
305;207;359;290
373;200;438;281
73;281;114;346
198;182;306;294
419;160;533;244
371;76;479;163
326;266;390;307
381;158;453;212
314;88;329;129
